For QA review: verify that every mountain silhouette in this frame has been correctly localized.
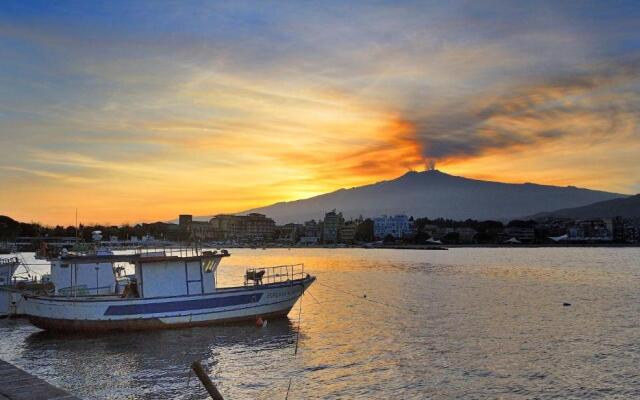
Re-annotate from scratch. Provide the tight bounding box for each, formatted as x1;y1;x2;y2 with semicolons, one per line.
230;170;626;223
529;194;640;220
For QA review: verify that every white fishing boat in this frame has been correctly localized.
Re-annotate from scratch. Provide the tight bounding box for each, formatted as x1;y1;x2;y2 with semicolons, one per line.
1;247;315;332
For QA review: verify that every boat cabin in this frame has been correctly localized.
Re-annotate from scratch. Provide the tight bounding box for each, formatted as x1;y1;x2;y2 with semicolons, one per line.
50;249;116;295
49;248;228;298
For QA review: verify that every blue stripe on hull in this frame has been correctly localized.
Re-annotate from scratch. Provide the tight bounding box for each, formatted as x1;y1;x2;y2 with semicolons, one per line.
104;293;263;316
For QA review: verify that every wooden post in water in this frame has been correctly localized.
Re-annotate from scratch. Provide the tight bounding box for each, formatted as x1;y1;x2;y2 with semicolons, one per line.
191;360;225;400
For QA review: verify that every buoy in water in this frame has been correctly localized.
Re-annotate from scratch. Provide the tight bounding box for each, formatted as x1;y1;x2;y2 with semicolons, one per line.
256;317;265;327
363;294;367;298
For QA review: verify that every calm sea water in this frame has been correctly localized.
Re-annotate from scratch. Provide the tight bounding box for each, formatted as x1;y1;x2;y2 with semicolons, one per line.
1;248;639;399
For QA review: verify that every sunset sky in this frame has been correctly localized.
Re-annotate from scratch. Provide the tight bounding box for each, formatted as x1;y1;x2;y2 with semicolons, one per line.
1;1;639;225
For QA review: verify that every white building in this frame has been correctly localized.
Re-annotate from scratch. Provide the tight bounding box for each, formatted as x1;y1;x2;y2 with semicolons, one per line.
373;215;413;239
299;236;319;245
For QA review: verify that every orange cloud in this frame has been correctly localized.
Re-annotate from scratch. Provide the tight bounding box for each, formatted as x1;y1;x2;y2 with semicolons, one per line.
2;6;639;225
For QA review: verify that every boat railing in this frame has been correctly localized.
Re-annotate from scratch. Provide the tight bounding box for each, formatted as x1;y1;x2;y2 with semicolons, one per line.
0;256;20;266
58;285;90;297
244;263;305;286
134;246;231;258
134;246;205;258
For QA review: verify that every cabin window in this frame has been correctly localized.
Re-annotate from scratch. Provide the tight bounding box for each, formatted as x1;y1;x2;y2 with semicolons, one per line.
60;263;69;269
203;258;215;273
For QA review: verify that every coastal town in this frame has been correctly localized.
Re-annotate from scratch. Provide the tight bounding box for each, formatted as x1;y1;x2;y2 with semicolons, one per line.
2;2;640;399
2;210;639;252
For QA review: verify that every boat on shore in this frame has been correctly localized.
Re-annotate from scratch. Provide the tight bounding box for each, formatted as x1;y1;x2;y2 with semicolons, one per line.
1;247;315;332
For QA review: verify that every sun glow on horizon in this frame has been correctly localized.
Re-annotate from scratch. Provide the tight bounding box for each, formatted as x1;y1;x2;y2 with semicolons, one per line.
1;2;639;225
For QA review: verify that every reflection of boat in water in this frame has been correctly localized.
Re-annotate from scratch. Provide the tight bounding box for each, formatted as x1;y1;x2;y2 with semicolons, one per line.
19;316;300;398
1;247;314;332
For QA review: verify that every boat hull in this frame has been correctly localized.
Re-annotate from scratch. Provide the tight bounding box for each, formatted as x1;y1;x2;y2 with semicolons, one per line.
27;308;293;332
21;276;315;332
0;287;26;318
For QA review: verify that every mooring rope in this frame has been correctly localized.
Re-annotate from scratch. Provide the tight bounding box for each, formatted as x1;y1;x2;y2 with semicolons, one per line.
294;296;303;356
186;367;192;389
283;278;417;399
305;289;321;305
285;291;304;399
314;280;418;313
285;377;292;400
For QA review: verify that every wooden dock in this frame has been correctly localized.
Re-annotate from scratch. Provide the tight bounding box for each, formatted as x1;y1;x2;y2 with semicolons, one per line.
0;359;80;400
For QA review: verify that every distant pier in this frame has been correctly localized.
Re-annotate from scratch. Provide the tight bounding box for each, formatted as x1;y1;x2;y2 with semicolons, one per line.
0;359;80;400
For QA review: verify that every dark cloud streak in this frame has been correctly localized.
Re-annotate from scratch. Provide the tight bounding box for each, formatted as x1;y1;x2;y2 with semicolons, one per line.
411;57;640;161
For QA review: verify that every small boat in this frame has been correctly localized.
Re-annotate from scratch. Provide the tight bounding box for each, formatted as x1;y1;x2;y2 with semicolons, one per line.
2;247;315;332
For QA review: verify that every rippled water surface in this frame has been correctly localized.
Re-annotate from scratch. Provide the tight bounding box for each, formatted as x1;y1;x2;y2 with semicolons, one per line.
1;248;639;399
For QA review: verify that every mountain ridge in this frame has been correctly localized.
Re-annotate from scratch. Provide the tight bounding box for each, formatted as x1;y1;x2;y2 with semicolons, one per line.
529;194;640;220
194;170;627;224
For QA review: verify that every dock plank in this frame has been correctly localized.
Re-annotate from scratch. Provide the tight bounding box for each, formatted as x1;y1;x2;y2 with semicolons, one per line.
0;360;81;400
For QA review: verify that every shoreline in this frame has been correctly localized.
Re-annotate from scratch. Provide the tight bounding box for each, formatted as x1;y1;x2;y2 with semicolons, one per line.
217;243;640;250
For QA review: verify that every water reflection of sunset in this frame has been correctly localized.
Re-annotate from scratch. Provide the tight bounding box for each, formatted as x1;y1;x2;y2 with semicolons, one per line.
2;247;638;398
